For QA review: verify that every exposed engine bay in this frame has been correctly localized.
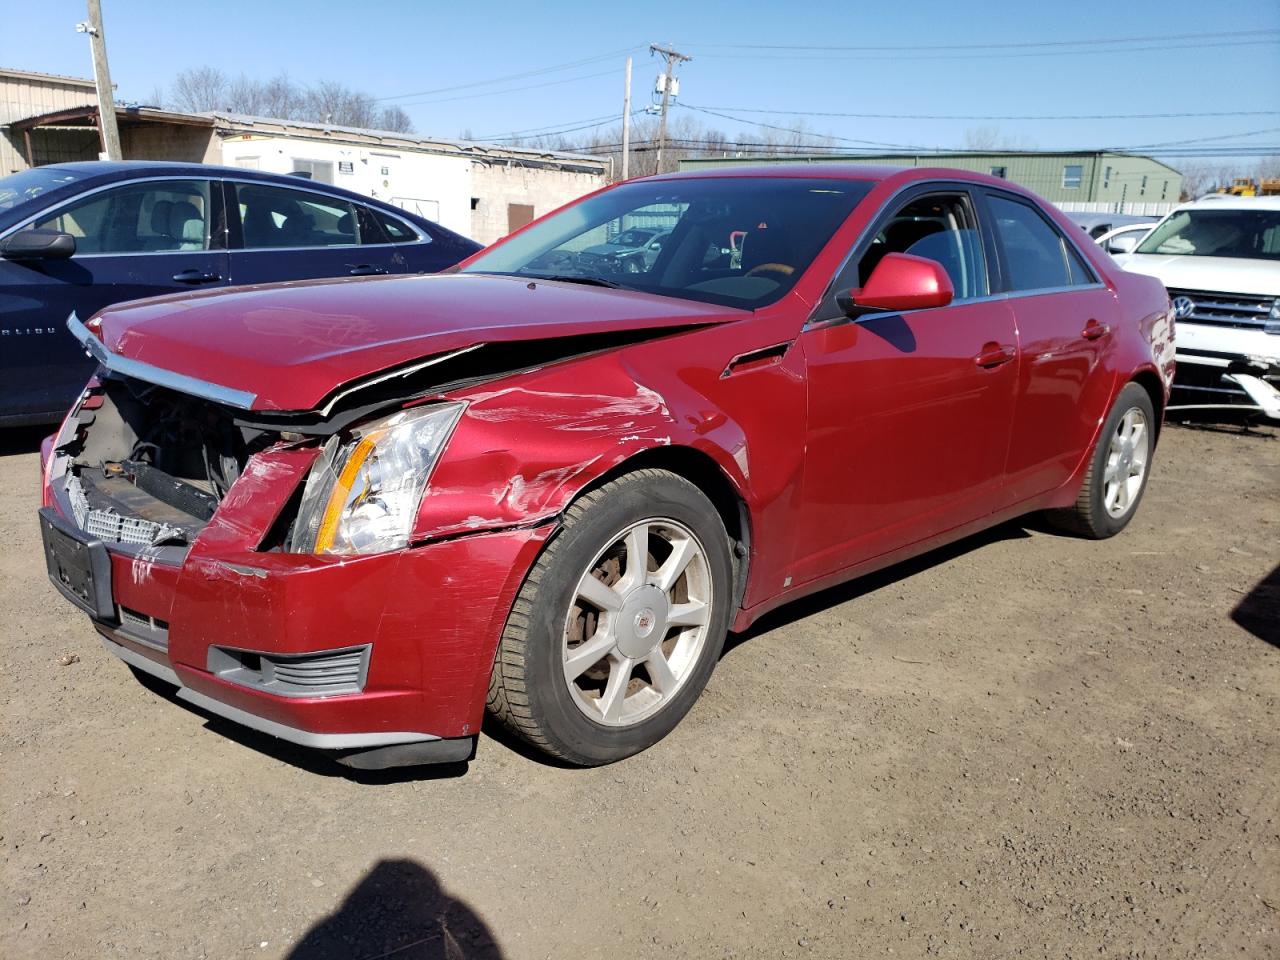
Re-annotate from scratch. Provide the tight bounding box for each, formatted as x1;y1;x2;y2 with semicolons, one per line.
55;375;287;547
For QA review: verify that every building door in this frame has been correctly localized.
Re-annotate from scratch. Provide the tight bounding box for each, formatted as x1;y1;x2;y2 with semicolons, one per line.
507;203;535;234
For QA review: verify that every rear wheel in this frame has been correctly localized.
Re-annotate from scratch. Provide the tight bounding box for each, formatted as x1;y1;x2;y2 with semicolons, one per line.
1046;382;1156;539
487;469;733;766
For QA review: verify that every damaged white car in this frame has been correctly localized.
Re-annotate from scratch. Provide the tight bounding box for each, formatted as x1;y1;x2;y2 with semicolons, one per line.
1114;195;1280;420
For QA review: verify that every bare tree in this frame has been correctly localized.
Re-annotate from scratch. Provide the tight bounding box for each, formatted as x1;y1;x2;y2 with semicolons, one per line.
161;67;412;132
961;125;1036;151
170;66;228;113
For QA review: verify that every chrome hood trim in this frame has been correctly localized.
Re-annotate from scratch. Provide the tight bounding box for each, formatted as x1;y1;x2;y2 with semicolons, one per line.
67;312;258;410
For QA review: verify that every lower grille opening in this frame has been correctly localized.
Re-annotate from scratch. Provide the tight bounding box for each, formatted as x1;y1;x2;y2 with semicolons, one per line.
116;605;170;651
207;644;370;698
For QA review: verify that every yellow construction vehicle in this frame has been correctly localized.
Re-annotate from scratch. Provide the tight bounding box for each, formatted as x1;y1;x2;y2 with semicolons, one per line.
1216;177;1280;196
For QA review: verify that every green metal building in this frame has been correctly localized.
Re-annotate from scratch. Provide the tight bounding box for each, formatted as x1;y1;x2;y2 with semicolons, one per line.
679;151;1183;206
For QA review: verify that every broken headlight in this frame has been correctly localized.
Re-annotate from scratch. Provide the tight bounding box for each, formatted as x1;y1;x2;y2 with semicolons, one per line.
290;402;464;555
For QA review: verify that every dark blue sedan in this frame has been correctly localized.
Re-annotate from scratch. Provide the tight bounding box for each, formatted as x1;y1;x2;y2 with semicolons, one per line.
0;161;481;426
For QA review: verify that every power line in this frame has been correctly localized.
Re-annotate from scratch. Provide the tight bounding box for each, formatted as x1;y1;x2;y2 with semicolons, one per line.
391;68;619;107
684;28;1279;52
680;102;1280;122
680;103;927;150
477;111;646;143
376;45;643;101
1113;127;1280;150
695;38;1277;62
474;113;620;141
573;138;1280;160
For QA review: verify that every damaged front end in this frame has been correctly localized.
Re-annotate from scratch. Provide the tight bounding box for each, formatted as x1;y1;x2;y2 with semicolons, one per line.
41;311;705;769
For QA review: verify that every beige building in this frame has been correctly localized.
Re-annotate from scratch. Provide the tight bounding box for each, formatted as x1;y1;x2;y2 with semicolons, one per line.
3;69;607;244
0;68;99;174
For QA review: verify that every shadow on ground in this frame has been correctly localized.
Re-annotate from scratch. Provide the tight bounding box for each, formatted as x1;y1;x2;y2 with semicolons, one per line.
286;858;504;959
725;518;1037;653
1232;563;1280;649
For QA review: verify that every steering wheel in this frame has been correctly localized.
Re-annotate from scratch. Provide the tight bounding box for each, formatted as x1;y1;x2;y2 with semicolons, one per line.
744;262;795;280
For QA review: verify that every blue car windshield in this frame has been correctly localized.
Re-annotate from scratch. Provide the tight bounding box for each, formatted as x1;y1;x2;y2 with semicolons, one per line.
0;168;85;215
461;177;874;309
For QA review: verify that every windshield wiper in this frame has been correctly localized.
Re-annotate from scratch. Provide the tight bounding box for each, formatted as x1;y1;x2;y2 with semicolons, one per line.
535;274;626;289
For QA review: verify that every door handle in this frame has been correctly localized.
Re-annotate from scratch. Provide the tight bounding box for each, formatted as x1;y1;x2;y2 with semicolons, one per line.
348;264;390;276
1082;319;1110;341
974;342;1015;369
172;269;222;284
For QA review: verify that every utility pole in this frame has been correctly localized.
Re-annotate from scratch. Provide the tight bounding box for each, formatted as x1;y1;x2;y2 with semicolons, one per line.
621;56;632;181
77;0;122;160
650;43;690;175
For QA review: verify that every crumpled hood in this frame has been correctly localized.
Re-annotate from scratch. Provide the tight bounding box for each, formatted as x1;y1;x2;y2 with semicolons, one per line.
1114;253;1280;297
90;273;745;412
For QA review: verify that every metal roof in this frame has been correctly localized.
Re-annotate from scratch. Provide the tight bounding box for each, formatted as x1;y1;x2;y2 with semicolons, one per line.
205;111;606;166
0;67;97;88
7;103;607;171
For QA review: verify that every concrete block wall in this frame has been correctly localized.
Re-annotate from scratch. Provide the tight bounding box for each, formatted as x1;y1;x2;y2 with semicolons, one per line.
469;162;606;246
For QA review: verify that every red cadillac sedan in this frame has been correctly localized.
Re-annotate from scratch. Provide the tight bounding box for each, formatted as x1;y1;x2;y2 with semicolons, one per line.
39;166;1175;769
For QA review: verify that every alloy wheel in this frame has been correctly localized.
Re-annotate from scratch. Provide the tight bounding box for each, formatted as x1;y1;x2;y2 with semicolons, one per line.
562;518;713;727
1102;407;1150;518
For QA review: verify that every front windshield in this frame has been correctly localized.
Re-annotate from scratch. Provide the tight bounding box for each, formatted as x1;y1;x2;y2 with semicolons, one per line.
461;177;874;309
1135;207;1280;261
0;168;84;214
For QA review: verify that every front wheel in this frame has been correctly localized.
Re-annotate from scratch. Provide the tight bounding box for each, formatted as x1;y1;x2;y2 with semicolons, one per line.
487;469;733;765
1046;382;1156;539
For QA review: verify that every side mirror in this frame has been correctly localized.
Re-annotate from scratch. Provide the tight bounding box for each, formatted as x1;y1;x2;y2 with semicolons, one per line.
1106;235;1140;255
838;252;954;317
0;229;76;260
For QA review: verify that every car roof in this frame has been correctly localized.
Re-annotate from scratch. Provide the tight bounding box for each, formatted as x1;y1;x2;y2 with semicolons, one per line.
17;161;440;227
643;163;1025;190
1183;194;1280;211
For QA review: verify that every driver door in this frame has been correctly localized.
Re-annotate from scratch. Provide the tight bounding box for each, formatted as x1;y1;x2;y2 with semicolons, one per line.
790;187;1020;586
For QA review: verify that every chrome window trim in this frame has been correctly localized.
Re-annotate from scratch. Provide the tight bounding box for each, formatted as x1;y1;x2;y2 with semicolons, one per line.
805;282;1109;331
983;187;1102;287
0;173;430;252
67;312;258;410
0;175;217;250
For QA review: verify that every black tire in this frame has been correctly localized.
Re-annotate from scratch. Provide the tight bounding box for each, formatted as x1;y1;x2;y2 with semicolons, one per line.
1046;382;1156;539
487;469;733;766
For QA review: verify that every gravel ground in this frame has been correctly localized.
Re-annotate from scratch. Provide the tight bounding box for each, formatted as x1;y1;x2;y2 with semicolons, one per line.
2;420;1277;960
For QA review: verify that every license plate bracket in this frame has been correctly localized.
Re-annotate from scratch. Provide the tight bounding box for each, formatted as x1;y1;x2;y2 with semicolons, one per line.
39;508;114;620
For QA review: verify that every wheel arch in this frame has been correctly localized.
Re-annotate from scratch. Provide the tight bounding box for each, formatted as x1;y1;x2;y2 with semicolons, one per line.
572;444;753;612
1128;368;1166;444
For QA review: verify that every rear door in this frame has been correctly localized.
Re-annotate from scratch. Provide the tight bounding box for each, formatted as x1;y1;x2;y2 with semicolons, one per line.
0;177;226;422
225;180;410;283
791;186;1020;585
981;190;1121;504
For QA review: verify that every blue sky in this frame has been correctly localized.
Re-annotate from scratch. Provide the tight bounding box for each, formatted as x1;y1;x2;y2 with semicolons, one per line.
4;0;1279;163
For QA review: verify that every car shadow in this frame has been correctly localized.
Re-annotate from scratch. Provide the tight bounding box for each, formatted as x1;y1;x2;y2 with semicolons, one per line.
724;518;1036;653
0;425;50;457
131;517;1047;775
132;677;472;783
285;858;504;959
1231;563;1280;649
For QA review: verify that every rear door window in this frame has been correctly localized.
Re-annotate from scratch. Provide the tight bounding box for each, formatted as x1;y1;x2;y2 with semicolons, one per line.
33;180;212;254
234;183;359;249
988;194;1096;291
370;208;422;243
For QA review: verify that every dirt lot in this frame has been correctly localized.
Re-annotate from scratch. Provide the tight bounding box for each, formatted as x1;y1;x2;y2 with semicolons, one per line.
2;421;1277;960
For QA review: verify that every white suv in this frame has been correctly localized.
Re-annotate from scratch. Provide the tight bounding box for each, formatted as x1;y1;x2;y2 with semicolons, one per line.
1115;195;1280;419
